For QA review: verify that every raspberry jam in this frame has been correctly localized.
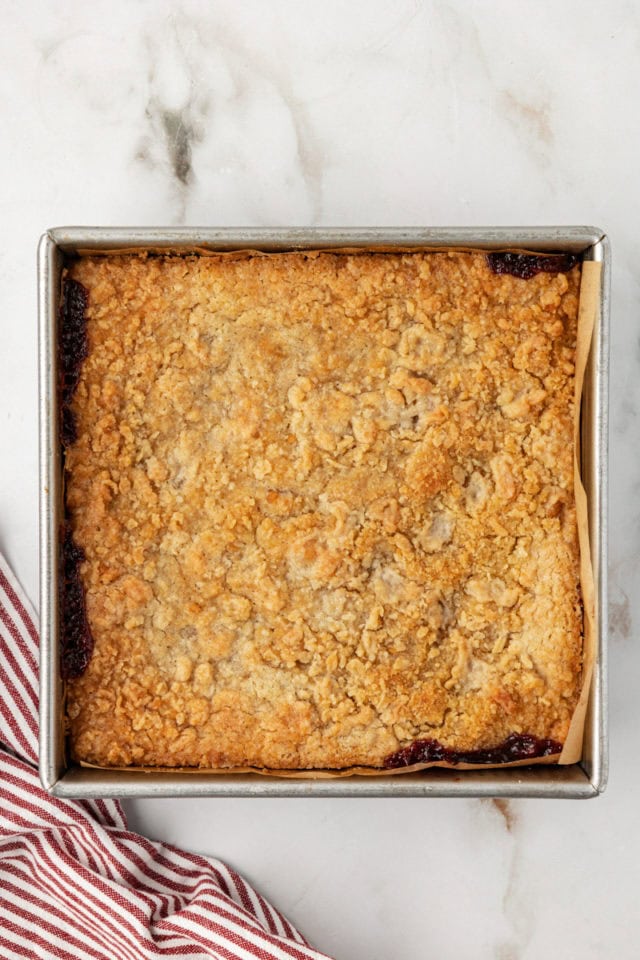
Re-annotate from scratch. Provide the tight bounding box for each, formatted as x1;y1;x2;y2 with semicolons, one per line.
60;527;94;679
59;277;93;678
59;278;89;445
487;252;579;280
384;733;562;768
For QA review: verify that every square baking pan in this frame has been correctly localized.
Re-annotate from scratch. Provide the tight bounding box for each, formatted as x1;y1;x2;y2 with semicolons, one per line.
38;227;609;799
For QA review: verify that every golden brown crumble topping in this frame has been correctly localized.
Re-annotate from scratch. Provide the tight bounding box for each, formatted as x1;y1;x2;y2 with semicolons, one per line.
64;251;582;769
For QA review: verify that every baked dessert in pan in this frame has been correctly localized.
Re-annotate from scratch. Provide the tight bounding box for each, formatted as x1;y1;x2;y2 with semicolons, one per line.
60;250;583;770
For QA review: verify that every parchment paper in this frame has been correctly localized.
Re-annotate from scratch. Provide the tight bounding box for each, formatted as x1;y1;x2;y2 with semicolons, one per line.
556;260;599;763
73;251;601;776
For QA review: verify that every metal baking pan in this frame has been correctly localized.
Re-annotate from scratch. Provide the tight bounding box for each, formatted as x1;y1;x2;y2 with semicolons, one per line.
38;227;609;799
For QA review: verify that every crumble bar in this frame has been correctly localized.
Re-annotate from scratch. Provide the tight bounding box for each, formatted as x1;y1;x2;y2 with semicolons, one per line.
63;251;582;769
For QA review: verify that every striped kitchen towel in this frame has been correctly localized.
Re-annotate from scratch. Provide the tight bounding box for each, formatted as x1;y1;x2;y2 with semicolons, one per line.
0;551;332;960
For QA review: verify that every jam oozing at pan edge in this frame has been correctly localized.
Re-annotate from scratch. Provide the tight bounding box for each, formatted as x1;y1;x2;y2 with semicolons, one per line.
59;277;93;678
60;278;89;446
60;526;94;679
384;733;563;768
487;252;579;280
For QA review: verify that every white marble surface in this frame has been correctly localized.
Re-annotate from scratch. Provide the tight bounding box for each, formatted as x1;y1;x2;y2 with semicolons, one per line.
1;1;638;957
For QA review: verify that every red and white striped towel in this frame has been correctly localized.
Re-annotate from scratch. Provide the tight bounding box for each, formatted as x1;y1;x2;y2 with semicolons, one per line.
0;552;333;960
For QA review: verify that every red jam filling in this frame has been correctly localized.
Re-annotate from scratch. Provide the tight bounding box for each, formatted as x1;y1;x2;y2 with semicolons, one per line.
60;526;93;679
60;278;89;446
384;733;562;768
59;278;93;678
487;252;579;280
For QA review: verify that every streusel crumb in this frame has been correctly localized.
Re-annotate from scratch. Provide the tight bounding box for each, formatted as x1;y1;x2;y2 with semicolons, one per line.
64;252;582;769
